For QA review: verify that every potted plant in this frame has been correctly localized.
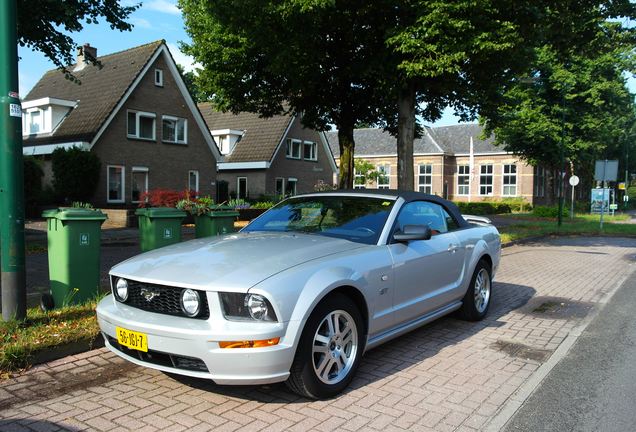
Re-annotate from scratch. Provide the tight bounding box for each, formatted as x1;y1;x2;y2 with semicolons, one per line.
176;196;239;238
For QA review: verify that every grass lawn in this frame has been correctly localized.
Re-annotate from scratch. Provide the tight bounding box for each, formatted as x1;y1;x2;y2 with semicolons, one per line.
497;212;636;244
0;301;101;378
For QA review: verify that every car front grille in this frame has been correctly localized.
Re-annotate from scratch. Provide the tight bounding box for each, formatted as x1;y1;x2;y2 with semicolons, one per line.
112;278;210;319
106;335;209;373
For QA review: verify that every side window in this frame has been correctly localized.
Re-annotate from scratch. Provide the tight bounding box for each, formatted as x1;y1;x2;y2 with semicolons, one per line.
395;201;450;235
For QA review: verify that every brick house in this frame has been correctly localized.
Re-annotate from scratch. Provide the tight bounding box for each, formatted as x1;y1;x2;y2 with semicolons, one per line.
327;124;548;205
198;105;337;201
21;41;221;207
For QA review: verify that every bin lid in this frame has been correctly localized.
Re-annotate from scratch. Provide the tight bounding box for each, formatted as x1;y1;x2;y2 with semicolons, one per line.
135;207;187;218
206;210;240;217
43;208;108;221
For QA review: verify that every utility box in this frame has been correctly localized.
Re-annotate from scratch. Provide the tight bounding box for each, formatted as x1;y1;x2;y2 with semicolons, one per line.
42;208;108;309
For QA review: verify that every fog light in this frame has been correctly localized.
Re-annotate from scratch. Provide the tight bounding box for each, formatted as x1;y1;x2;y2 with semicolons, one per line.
115;278;128;302
181;289;201;317
219;338;280;349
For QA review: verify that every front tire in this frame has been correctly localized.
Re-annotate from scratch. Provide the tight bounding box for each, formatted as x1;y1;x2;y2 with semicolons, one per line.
458;259;492;321
286;293;364;399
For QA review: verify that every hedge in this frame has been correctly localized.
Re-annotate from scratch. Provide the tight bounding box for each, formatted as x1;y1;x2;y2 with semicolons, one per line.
454;202;512;215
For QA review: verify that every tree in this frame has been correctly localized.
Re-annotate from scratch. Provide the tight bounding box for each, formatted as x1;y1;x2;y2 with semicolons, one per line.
17;0;138;77
176;64;206;103
480;15;636;187
353;159;382;188
179;0;394;189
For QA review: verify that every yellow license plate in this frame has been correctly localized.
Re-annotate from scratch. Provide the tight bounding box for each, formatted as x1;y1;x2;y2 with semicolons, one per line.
116;326;148;352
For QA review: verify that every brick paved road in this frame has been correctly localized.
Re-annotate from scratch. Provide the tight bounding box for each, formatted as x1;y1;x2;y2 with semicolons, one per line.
1;237;635;432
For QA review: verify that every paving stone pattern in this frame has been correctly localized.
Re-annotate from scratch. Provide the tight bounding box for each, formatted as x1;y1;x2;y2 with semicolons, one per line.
1;237;635;432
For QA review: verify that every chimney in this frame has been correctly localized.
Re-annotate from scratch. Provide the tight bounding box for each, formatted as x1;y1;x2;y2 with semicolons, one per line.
74;43;97;71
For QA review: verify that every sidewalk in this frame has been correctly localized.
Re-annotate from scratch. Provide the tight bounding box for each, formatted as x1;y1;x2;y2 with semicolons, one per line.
1;237;635;432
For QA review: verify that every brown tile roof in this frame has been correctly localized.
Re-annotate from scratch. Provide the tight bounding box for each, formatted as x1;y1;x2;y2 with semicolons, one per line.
197;103;293;163
23;40;164;145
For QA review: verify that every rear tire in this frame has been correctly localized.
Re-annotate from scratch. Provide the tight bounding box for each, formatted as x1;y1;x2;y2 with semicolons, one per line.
458;259;492;321
286;293;364;399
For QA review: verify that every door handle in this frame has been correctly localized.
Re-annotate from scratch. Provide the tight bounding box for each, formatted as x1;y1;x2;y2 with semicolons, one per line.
448;244;459;252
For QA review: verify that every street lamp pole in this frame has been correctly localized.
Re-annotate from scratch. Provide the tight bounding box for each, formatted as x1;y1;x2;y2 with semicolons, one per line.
0;0;27;321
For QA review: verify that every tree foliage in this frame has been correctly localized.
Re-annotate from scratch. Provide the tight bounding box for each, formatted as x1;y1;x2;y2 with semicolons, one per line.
179;0;394;188
481;16;636;175
51;147;101;203
176;64;207;103
17;0;138;78
353;159;382;187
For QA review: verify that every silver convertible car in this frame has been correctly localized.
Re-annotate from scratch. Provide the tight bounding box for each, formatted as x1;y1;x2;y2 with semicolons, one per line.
96;191;500;398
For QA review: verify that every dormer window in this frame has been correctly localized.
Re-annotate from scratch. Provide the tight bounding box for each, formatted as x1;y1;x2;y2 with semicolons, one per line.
211;129;243;155
21;97;76;136
154;69;163;87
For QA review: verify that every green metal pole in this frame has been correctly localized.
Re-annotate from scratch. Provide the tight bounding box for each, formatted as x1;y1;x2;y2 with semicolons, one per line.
557;91;565;227
0;0;26;321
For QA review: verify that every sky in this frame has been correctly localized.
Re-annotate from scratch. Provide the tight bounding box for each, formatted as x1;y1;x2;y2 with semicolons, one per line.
17;0;635;129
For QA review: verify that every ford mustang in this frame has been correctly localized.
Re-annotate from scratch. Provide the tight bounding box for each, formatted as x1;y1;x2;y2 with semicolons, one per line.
96;191;500;399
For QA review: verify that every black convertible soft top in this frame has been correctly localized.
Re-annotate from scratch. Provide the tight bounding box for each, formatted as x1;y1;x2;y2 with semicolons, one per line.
310;189;470;229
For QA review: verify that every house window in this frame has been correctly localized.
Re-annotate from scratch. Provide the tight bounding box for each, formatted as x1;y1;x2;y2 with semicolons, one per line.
127;111;156;140
534;166;545;197
28;110;43;134
131;167;148;203
154;69;163;87
217;135;229;154
286;178;297;196
354;168;365;189
503;164;517;196
303;141;317;161
162;116;187;144
275;177;285;196
237;177;247;199
286;139;301;159
479;165;493;196
377;165;390;189
457;165;470;195
189;170;199;193
107;165;125;203
417;164;433;194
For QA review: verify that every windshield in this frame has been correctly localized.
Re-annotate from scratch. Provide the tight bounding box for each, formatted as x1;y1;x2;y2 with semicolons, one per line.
243;195;396;244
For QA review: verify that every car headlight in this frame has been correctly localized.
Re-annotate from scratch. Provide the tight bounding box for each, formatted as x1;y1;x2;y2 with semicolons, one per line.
181;289;201;317
219;292;278;322
115;278;128;302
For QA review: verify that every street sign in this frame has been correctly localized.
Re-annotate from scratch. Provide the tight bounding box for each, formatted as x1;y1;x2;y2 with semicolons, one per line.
618;182;626;190
591;188;610;213
569;175;580;186
610;204;618;210
594;160;619;182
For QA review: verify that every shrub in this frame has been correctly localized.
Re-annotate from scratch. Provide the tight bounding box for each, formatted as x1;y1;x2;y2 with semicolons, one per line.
176;195;220;215
498;197;532;213
227;198;251;209
139;189;195;208
23;157;44;216
533;205;568;218
252;201;276;209
51;147;101;203
454;201;512;215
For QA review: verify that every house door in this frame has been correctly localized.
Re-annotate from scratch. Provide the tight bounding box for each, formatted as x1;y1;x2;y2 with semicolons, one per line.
216;180;229;203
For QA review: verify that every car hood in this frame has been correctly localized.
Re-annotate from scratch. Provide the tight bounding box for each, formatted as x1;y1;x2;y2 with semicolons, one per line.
110;232;364;291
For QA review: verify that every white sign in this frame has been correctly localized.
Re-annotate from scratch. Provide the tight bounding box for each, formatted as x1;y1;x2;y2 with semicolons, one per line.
569;175;580;186
594;160;619;182
9;103;21;118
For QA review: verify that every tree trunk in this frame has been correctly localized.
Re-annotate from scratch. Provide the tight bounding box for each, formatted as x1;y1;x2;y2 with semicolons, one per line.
397;81;416;190
337;122;355;189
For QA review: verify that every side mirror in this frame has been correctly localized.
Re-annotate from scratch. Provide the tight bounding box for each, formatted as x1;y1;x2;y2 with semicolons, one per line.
393;225;432;242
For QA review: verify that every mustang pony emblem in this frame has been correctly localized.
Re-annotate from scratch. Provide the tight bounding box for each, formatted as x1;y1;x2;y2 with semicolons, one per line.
140;287;160;302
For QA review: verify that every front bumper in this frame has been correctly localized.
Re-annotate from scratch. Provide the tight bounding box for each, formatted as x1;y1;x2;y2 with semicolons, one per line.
96;295;296;385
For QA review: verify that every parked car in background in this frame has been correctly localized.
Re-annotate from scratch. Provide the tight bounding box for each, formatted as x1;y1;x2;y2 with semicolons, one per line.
96;190;501;398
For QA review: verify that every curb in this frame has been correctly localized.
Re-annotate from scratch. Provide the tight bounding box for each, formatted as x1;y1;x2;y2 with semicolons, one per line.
30;333;104;366
484;264;635;431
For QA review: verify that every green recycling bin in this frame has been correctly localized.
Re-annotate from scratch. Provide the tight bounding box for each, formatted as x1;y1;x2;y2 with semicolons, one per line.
135;207;186;252
42;208;108;309
194;210;240;238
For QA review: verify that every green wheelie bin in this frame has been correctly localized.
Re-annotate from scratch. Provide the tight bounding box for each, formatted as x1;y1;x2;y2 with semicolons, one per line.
135;207;186;252
194;210;240;238
41;208;108;310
